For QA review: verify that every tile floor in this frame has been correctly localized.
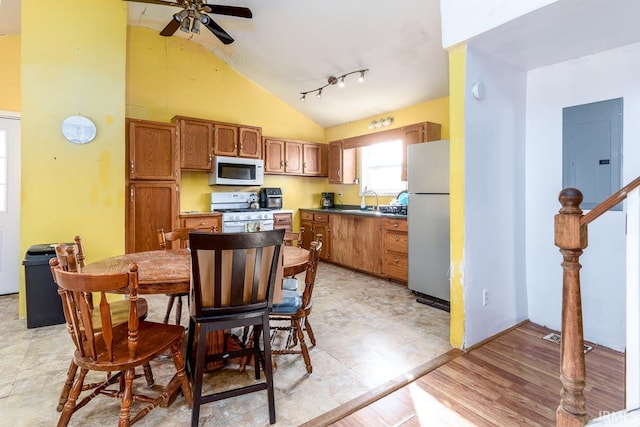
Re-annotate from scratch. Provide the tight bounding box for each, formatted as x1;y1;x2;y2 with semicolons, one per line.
0;262;451;426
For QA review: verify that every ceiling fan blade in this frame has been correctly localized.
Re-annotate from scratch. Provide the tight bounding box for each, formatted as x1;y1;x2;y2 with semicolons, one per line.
202;15;235;45
160;17;181;36
122;0;183;7
203;5;253;19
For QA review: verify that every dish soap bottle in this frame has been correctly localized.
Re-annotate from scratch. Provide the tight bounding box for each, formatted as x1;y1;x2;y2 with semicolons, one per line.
360;196;366;210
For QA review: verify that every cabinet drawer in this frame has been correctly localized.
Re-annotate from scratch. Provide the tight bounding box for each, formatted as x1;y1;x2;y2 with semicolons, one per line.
314;213;330;223
182;215;221;232
384;252;408;281
273;213;292;230
301;211;314;221
384;218;408;232
384;231;408;253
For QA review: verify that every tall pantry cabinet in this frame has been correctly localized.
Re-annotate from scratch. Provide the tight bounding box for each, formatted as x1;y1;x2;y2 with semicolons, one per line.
125;119;180;253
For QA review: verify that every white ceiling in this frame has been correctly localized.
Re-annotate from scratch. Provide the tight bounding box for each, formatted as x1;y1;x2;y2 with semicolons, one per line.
0;0;449;128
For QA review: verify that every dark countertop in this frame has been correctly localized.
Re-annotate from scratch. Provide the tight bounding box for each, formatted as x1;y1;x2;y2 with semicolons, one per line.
300;205;407;219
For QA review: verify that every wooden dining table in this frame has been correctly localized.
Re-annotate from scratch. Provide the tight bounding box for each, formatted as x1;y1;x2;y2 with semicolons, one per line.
83;245;310;298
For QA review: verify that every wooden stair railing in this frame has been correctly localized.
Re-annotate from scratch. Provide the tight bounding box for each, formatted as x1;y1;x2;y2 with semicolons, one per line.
555;176;640;427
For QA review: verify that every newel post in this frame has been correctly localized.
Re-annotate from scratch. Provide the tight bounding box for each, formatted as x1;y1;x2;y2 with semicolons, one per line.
555;188;589;426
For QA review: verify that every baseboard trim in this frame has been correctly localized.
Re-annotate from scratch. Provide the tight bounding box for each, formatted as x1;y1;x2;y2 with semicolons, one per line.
300;348;464;427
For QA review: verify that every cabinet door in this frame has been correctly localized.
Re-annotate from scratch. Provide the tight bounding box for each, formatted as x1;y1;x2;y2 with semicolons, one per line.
313;222;331;260
302;143;323;176
213;124;238;156
179;119;213;170
239;127;262;158
127;119;179;181
300;219;314;249
328;140;356;184
331;214;381;274
126;181;178;253
285;141;303;174
264;138;285;173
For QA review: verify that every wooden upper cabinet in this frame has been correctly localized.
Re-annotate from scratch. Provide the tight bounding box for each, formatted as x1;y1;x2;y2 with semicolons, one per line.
127;119;179;181
175;117;214;171
213;124;238;157
328;140;356;184
264;138;327;176
239;127;261;158
213;123;262;158
303;143;327;176
264;138;286;173
285;141;303;174
401;121;441;181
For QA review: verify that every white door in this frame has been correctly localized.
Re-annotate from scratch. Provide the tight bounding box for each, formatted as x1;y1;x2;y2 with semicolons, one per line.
0;113;20;295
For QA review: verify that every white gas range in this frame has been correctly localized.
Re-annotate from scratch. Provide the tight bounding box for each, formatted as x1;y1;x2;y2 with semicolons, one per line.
210;192;274;233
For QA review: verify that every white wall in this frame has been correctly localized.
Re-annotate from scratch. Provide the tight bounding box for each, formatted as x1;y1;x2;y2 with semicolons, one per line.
525;42;640;351
440;0;556;49
463;47;529;347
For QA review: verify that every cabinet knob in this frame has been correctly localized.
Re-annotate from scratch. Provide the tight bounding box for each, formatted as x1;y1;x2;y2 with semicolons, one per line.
393;223;399;228
394;236;399;242
394;258;399;264
130;161;135;174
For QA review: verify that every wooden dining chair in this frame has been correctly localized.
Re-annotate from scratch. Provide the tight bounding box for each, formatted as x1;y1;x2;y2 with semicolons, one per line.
283;226;304;248
52;238;153;412
49;261;192;426
186;228;285;426
158;226;216;325
270;235;322;373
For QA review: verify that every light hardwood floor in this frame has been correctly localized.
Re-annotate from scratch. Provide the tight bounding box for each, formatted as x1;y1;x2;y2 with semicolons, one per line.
321;322;624;426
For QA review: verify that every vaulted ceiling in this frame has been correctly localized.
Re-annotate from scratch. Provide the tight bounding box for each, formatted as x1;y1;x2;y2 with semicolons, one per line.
0;0;449;128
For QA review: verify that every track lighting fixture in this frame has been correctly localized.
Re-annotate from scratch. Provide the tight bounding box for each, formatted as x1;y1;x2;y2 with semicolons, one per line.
300;68;369;101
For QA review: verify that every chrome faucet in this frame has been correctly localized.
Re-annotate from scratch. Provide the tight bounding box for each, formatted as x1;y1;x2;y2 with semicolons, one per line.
361;190;379;211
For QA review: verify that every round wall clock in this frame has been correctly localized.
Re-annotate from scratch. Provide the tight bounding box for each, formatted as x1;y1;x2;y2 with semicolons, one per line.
61;115;97;144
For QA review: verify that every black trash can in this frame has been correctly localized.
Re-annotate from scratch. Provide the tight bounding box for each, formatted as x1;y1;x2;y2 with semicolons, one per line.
23;243;66;328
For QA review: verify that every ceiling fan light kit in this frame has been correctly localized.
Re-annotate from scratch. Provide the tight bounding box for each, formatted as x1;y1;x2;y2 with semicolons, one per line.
124;0;252;45
299;68;369;102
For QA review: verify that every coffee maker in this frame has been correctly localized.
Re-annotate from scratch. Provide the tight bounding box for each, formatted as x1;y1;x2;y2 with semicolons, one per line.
320;192;335;209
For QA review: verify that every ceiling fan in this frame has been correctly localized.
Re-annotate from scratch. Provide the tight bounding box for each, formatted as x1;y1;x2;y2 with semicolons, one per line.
124;0;252;45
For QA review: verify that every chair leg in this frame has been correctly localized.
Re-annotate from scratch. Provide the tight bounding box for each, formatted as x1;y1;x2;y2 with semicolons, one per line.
163;295;176;324
57;360;78;412
170;342;193;408
142;362;154;386
191;324;207;427
252;325;263;380
175;296;183;325
304;317;316;346
261;316;276;424
118;368;135;427
294;319;312;374
186;318;196;377
57;367;88;427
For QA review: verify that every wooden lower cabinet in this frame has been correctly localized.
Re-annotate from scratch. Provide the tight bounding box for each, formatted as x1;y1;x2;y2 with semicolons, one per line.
331;214;383;275
382;218;408;282
273;212;292;231
126;181;178;253
180;214;222;232
300;211;331;260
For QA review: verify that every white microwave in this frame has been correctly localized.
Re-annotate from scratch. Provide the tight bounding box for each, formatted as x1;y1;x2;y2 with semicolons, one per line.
208;156;264;186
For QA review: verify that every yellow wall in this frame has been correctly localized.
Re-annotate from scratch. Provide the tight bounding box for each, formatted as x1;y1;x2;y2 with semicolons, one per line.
448;45;466;349
324;97;450;206
125;27;328;228
0;35;21;111
19;0;128;316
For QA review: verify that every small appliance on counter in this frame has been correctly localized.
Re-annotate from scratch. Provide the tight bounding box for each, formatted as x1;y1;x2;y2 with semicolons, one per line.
378;205;407;215
320;192;335;209
259;187;283;210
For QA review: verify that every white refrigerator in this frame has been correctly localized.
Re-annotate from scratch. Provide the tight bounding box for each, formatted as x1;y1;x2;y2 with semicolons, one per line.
407;140;450;306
